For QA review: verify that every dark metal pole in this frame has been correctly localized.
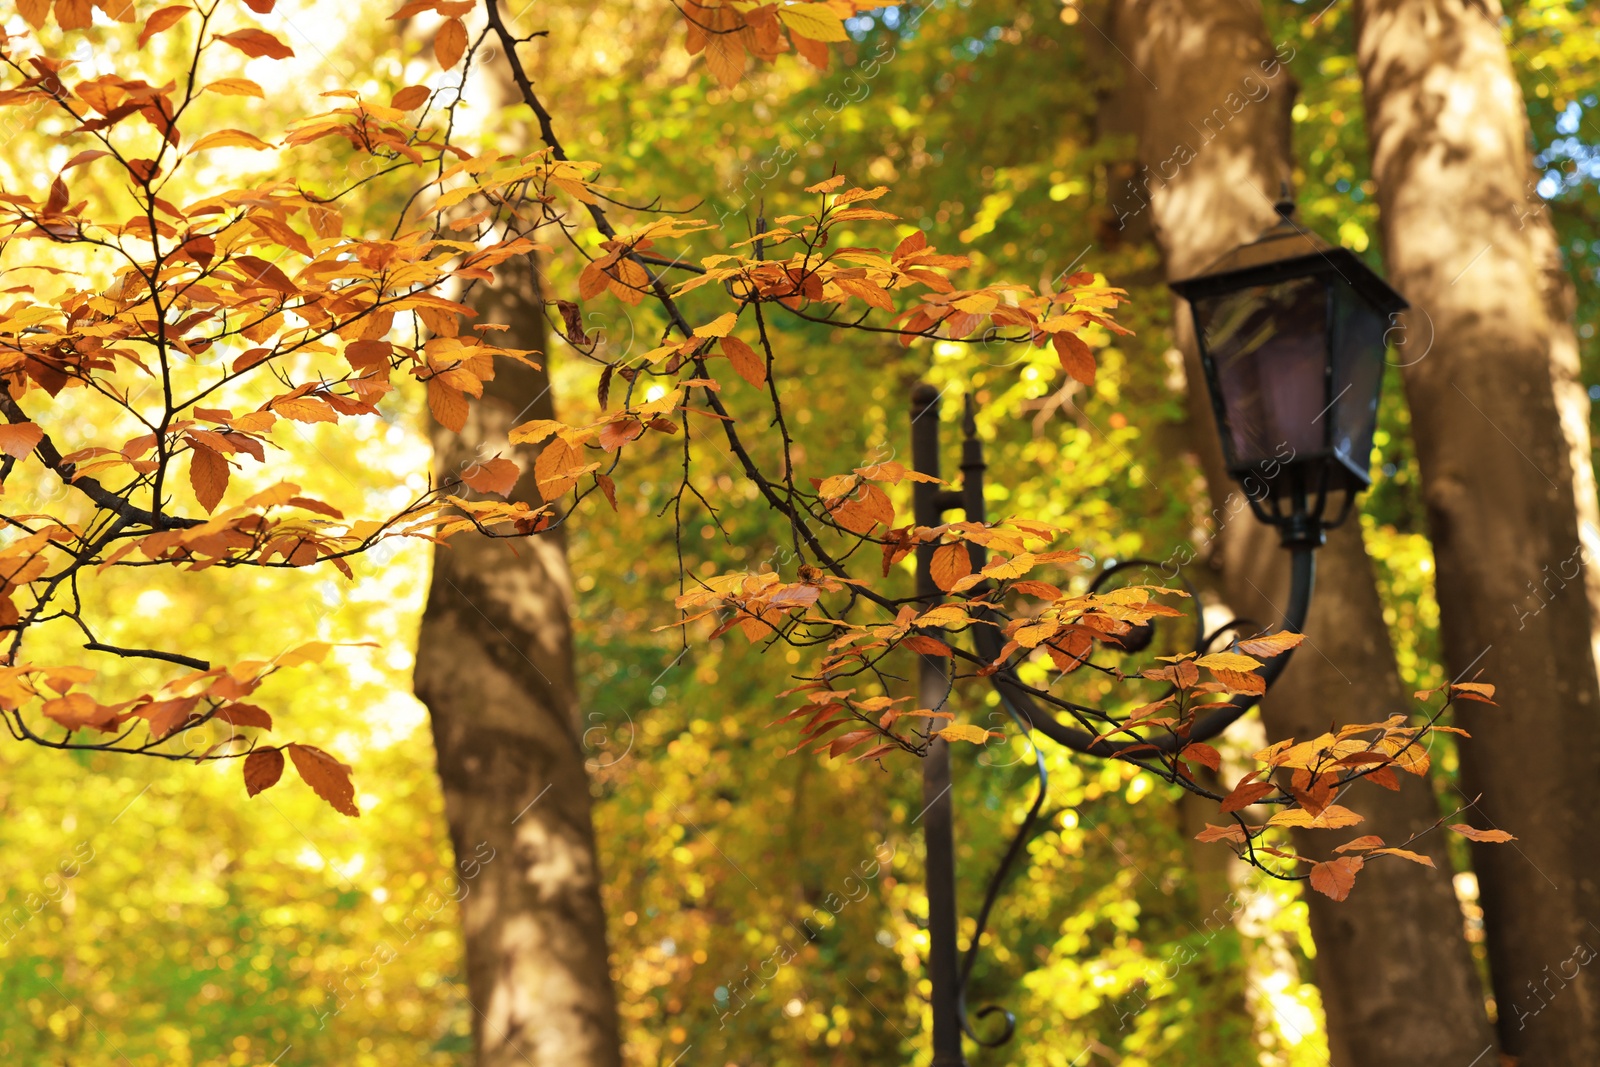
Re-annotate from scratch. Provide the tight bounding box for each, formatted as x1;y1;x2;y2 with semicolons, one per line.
910;382;967;1067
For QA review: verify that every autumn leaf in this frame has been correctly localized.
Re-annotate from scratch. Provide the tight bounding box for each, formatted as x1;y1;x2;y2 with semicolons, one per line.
203;78;265;98
1195;823;1248;844
1052;330;1095;386
1220;779;1274;813
189;445;229;512
1449;823;1516;843
937;723;995;745
777;2;849;41
428;379;469;433
903;634;953;657
1309;856;1364;901
17;0;51;29
391;85;431;110
462;456;521;497
190;129;275;152
138;5;191;48
1333;835;1385;853
435;17;467;69
232;254;298;294
215;28;294;60
1371;847;1436;867
1266;804;1363;830
287;743;359;817
722;336;766;388
930;542;972;592
1182;742;1221;771
0;422;44;460
243;747;284;797
1236;630;1306;658
1450;682;1497;704
1196;651;1263;673
695;312;739;338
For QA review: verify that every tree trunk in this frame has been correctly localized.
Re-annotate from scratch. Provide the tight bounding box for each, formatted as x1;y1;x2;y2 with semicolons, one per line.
413;257;622;1067
1103;2;1497;1063
1353;1;1600;1059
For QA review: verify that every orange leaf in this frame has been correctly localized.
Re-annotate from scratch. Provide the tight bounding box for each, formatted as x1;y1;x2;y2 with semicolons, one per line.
1236;630;1306;658
189;444;229;512
1333;835;1385;853
930;542;972;592
1052;330;1095;386
1371;847;1436;867
1220;779;1274;813
1182;742;1221;771
214;703;272;730
1309;856;1364;901
138;4;190;47
903;634;953;657
722;335;766;388
1448;824;1516;843
0;422;43;460
243;747;284;797
232;254;298;294
215;28;294;60
462;456;520;497
1195;823;1248;844
287;743;358;817
391;85;430;110
1449;682;1496;704
434;17;467;69
428;379;468;432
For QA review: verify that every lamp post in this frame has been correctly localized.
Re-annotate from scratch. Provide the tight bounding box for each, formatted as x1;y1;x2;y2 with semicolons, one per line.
908;196;1406;1064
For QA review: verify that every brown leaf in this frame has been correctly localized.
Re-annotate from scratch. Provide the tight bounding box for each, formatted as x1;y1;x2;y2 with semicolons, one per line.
1219;779;1274;813
434;17;467;69
0;422;44;459
1052;330;1095;386
214;703;272;730
243;747;284;797
1448;823;1516;843
215;28;294;60
232;254;298;294
1182;742;1221;771
722;335;766;388
189;444;229;512
462;456;520;497
287;743;358;816
1309;856;1364;901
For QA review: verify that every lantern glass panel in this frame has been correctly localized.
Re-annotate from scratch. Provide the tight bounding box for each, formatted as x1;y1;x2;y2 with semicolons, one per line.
1191;276;1329;469
1327;282;1387;487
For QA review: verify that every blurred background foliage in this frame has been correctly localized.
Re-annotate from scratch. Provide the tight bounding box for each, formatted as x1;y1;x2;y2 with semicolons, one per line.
0;0;1593;1065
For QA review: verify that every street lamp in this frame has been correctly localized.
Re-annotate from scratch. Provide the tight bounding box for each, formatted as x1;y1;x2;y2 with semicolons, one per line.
908;195;1405;1065
1169;194;1408;548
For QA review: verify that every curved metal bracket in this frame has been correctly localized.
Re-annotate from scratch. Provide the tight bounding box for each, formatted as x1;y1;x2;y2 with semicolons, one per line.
912;387;1321;1056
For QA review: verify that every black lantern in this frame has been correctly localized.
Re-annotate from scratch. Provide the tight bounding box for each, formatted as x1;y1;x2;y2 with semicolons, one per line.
1170;195;1407;547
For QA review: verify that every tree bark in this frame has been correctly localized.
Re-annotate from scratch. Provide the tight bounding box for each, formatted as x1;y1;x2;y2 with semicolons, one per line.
413;257;622;1067
1102;1;1497;1063
1353;1;1600;1059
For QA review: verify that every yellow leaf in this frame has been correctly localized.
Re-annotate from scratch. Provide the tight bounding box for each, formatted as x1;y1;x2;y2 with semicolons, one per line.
695;312;739;338
1266;804;1363;830
1196;651;1263;673
190;129;275;152
203;78;266;98
936;723;994;745
777;2;849;41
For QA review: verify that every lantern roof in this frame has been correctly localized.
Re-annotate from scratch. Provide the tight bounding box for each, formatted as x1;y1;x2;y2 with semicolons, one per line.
1169;197;1409;315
